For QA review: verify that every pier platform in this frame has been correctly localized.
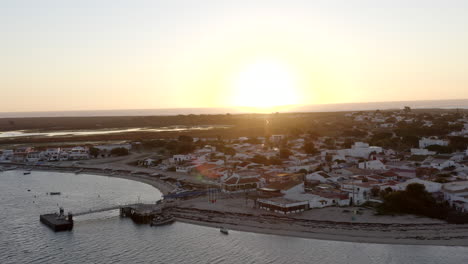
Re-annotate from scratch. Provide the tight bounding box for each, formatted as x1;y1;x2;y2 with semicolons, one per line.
40;209;73;231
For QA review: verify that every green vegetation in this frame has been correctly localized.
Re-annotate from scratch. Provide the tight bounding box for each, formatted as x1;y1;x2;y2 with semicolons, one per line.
303;142;318;154
110;147;129;156
377;183;460;222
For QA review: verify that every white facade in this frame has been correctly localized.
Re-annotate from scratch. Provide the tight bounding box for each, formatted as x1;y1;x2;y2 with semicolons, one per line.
442;181;468;213
358;160;387;170
428;158;456;170
340;182;372;205
337;142;383;159
68;147;89;160
419;137;449;148
95;143;131;152
0;150;14;161
411;148;436;156
25;152;41;163
171;154;194;163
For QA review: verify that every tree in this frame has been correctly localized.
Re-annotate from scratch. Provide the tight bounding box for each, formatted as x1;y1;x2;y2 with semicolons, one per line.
303;142;318;155
378;183;450;220
279;148;292;159
268;156;283;165
251;154;269;165
404;106;411;113
324;138;335;149
370;186;380;197
178;135;193;143
89;147;99;158
222;147;236;156
110;147;129;156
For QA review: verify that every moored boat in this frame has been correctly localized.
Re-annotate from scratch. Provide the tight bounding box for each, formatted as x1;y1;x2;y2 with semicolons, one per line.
150;215;175;226
220;227;229;235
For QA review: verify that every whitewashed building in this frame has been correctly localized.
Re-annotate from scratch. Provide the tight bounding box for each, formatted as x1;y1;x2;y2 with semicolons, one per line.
358;160;387;170
419;137;449;148
337;142;383;159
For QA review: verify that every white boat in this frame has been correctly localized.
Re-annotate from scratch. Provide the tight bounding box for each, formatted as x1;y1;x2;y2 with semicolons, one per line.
220;227;229;235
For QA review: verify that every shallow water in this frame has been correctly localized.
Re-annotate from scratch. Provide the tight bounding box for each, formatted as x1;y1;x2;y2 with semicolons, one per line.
1;170;467;264
0;125;227;138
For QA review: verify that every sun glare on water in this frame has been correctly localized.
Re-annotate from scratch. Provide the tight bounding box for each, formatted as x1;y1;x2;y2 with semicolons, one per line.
230;59;300;111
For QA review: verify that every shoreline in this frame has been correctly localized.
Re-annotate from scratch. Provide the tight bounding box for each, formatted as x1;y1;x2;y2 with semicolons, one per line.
1;162;175;195
175;218;460;247
171;207;468;247
3;163;468;247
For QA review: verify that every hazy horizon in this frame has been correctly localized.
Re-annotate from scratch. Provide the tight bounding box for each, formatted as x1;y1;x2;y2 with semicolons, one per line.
2;0;468;113
1;98;467;118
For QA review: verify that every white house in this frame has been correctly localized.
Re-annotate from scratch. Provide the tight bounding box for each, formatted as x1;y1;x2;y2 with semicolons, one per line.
419;137;449;148
68;147;89;160
171;154;194;163
43;148;61;161
423;157;456;170
340;181;373;205
337;142;383;159
0;149;14;162
25;151;41;163
95;143;131;152
442;181;468;213
411;148;436;156
358;160;387;170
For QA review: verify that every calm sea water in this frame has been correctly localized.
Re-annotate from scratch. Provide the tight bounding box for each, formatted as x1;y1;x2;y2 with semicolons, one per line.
1;170;467;264
0;99;467;118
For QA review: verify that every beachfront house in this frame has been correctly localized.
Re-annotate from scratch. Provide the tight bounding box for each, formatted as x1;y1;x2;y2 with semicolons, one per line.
256;197;309;214
26;151;41;163
0;150;14;162
442;181;468;213
221;172;261;193
68;147;90;160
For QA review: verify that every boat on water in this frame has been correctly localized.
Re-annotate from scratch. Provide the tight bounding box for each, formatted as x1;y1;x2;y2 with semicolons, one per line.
49;192;61;195
150;214;175;226
220;227;229;235
23;171;31;175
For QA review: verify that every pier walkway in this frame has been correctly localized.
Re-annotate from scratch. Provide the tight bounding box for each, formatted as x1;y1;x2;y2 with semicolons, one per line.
73;202;154;216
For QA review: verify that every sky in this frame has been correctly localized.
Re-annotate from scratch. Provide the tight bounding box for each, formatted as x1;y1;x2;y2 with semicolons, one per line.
1;0;467;112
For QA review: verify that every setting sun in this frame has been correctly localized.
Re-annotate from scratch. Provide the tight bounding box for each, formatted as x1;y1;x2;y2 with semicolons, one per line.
230;59;300;110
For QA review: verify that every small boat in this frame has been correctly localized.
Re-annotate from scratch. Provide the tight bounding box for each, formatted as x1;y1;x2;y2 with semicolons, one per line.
49;192;61;195
150;215;175;226
23;171;31;175
220;227;229;235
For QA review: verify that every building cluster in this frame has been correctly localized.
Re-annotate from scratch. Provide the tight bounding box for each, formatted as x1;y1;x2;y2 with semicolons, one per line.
147;110;468;215
0;144;131;163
